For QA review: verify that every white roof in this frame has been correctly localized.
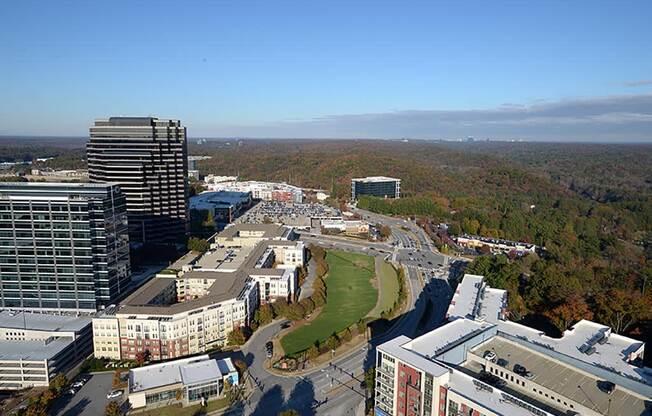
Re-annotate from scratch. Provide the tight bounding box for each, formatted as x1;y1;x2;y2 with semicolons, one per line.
405;318;492;358
352;176;400;183
130;355;220;393
446;274;484;319
180;359;221;385
0;310;92;333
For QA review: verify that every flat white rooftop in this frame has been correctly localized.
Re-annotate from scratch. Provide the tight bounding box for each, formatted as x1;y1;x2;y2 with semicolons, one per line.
129;355;228;393
351;176;400;183
0;310;92;333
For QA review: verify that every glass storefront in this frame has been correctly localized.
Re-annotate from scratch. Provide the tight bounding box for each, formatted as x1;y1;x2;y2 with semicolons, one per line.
186;381;219;403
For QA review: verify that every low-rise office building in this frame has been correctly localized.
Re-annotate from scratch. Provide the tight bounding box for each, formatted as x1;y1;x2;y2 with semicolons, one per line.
351;176;401;200
455;234;537;256
0;311;93;389
205;179;303;203
128;355;238;409
375;275;652;416
190;191;252;224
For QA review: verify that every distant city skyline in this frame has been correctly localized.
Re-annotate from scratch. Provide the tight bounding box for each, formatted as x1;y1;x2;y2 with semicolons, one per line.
1;1;651;141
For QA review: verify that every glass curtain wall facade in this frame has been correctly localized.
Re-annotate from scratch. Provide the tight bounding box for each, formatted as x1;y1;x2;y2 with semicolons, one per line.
0;183;130;312
87;117;189;245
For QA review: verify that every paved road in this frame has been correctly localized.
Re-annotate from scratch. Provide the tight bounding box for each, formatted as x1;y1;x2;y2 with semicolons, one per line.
233;208;457;415
50;372;125;416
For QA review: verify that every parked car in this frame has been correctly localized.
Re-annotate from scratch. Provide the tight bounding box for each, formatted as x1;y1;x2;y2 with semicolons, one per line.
496;358;509;367
265;341;274;358
483;350;497;362
106;390;123;399
513;364;527;375
597;380;616;395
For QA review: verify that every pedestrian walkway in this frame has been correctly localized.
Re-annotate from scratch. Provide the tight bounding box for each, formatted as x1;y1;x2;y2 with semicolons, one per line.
298;257;317;301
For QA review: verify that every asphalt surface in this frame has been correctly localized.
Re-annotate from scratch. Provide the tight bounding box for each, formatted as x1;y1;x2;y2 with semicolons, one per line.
47;209;456;416
50;372;125;416
231;209;457;415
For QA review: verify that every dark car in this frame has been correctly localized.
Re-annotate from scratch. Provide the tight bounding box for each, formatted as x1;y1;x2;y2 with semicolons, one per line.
496;358;509;367
597;380;616;395
513;364;527;375
265;341;274;358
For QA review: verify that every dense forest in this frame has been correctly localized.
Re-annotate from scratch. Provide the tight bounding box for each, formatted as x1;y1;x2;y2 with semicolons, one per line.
2;137;650;343
190;139;652;341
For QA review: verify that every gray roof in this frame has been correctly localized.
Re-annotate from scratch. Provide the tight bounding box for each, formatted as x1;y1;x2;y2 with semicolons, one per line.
217;223;289;240
118;270;251;316
0;310;92;333
180;359;221;385
0;338;73;361
129;355;223;393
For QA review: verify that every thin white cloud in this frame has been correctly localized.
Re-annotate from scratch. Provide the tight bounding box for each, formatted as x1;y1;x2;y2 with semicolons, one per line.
624;79;652;87
201;93;652;142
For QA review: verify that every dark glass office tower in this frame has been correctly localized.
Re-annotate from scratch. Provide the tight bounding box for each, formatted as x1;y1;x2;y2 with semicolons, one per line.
0;183;130;312
87;117;188;245
351;176;401;200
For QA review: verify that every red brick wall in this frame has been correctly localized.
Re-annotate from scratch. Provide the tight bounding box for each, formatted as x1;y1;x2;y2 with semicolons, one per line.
438;386;447;416
397;362;422;416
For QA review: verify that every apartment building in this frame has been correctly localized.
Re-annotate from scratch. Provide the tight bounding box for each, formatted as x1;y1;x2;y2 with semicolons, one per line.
0;311;93;389
93;224;304;360
88;117;188;245
375;275;652;416
0;182;130;312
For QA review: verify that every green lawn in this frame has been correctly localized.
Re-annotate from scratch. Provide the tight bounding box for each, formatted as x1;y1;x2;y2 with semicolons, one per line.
368;260;400;318
133;397;229;416
281;250;377;355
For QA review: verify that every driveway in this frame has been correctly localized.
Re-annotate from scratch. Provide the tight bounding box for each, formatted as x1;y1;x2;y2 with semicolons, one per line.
50;372;126;416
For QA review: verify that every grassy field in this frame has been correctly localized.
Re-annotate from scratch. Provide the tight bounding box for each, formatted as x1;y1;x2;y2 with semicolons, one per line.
368;259;400;318
133;397;229;416
281;250;377;356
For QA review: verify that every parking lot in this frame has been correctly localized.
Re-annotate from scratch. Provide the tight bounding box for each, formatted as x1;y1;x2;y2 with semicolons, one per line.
237;201;339;226
50;372;126;416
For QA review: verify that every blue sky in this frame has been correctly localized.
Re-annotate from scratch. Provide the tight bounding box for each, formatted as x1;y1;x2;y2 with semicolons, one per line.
1;0;651;140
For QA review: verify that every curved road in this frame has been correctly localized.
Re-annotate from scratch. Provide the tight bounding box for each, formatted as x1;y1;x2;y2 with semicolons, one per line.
233;211;452;416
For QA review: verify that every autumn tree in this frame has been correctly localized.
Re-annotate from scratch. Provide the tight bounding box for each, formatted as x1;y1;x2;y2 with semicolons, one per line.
544;296;593;332
105;401;122;416
49;373;68;393
594;289;652;334
228;327;248;346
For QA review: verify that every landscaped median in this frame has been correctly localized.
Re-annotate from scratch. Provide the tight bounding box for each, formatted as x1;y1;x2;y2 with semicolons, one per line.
280;250;377;357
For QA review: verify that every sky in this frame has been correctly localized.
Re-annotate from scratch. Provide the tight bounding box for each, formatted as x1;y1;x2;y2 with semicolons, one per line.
1;0;651;141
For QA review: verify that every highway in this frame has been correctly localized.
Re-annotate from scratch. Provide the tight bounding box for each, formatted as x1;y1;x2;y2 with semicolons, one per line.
229;209;456;415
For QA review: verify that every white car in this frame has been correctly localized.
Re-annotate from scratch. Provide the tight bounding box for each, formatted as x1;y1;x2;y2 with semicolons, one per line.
106;390;123;399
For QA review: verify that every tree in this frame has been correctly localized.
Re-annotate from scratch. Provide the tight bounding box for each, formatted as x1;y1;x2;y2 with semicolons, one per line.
544;296;593;332
25;403;47;416
188;237;210;253
49;373;68;393
272;298;290;317
135;350;150;366
233;359;248;376
105;401;122;416
224;379;243;406
258;303;275;325
278;410;300;416
326;333;340;351
307;344;319;360
39;389;56;407
228;327;247;346
594;289;652;334
357;320;367;335
340;328;353;343
202;210;215;228
286;303;306;321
